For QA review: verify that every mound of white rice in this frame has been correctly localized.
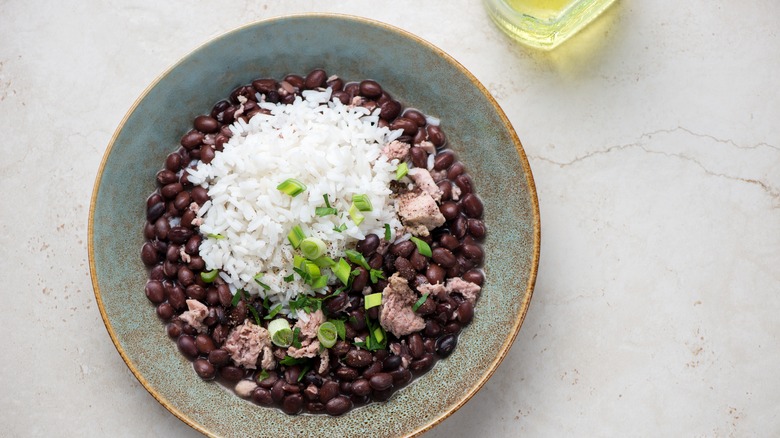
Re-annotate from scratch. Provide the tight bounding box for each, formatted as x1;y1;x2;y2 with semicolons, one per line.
186;88;403;313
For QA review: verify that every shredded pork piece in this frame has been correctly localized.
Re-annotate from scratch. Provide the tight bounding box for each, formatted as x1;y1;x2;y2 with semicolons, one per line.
179;299;208;333
223;321;271;369
379;273;426;337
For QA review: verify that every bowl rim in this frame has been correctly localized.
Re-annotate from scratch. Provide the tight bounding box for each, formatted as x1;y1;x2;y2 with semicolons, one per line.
88;12;540;438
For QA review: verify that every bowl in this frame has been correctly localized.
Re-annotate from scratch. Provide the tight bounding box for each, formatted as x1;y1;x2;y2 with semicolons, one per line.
89;13;539;437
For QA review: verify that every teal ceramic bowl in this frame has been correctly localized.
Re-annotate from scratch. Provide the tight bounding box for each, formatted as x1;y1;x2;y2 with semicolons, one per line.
89;14;539;438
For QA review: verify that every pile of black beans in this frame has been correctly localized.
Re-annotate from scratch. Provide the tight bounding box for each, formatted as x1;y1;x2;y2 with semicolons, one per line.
140;70;485;416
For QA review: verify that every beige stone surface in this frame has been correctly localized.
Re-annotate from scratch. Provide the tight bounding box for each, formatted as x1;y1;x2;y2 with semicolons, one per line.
1;0;778;436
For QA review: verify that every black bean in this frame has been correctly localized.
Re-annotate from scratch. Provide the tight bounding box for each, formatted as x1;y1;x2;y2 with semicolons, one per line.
367;307;379;320
403;109;427;127
228;300;247;325
389;117;417;136
335;366;359;381
180;210;195;228
410;354;435;372
437;234;458;251
444;322;462;335
166;322;183;339
463;269;484;286
363;361;383;380
427;125;446;147
284;366;301;385
382;355;402;372
325;396;353;416
304;69;327;89
439;201;460;221
165;152;182;171
461;193;483;218
447;162;465;180
434;151;455;171
177;335;198;359
413;127;427;144
467;219;486;239
345;349;373;368
195;334;216;354
359;80;382;97
438;181;452;201
146;202;166;223
156;302;174;320
424;320;442;338
368;373;393;391
319;381;340;403
168;226;193;244
455;301;475;324
351;267;369;292
410;250;428;271
194;115;219;133
431;247;456;268
357;234;380;257
177;267;194;287
390;240;415;258
252;387;273;405
271;379;286;402
390;367;412;385
200;145;216;164
193;359;216;380
303;384;319;401
252;79;277;93
327;76;344;91
379;99;401;121
149;265;165;281
144;280;165;304
172;191;190;212
436;334;458;357
206;348;229;366
332;91;350;105
221;366;244;383
452;215;468;239
339;381;352;395
257;370;279;388
351;379;372;397
460;244;484;264
167;285;186;310
394;257;416;280
141;243;158;266
455;174;474;194
143;221;156;240
180;130;203;149
408;333;424;359
282;383;301;394
426;264;445;284
283;74;304;89
372;387;395;401
409;147;428;168
190;186;208;205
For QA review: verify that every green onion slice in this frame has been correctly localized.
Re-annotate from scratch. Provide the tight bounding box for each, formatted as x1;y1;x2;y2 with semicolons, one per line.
333;223;348;233
412;293;429;312
264;304;282;320
277;178;306;197
257;370;270;382
231;289;244;307
409;236;432;257
302;260;321;279
200;269;219;283
345;249;370;270
384;224;391;241
315;207;338;216
348;203;365;226
333;258;351;286
283;274;295;283
247;304;262;325
268;318;293;347
317;321;338;348
364;292;383;309
373;326;385;344
352;194;373;212
312;256;336;268
287;225;305;249
323;194;332;208
207;233;225;240
396;162;408;180
253;273;271;290
310;274;329;289
369;269;385;284
301;237;327;260
292;327;302;348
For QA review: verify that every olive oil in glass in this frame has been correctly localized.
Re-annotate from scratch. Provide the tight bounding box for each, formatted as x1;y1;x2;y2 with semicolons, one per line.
484;0;617;50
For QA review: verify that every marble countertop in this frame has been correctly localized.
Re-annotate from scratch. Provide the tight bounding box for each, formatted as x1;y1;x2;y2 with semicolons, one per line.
2;1;778;436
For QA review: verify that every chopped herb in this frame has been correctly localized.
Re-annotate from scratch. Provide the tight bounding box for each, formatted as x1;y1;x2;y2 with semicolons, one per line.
323;194;332;208
301;237;327;260
348;203;365;226
264;304;282;320
276;178;306;197
332;223;348;233
298;363;311;381
279;356;310;366
355;316;387;351
262;296;270;310
412;293;429;312
364;292;383;309
256;370;270;382
331;319;346;341
207;233;225;240
369;269;385;284
253;273;271;290
396;162;408;180
231;289;244;307
287;225;305;249
333;258;351;286
345;249;370;270
200;269;219;283
288;294;322;314
409;236;432;258
247;303;262;325
283;274;295;282
315;206;338;216
384;224;392;241
291;327;302;349
352;194;373;212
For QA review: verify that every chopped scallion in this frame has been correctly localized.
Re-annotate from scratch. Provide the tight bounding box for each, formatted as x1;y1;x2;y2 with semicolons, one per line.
332;223;348;233
352;194;373;212
412;293;429;312
264;304;282;320
247;303;262;325
323;194;332;208
317;321;338;348
333;258;351;286
207;233;225;240
231;289;244;307
315;206;338;216
301;237;327;260
268;318;293;347
348;203;365;226
364;292;383;309
293;254;305;269
302;260;321;279
253;273;271;290
310;274;329;289
396;162;408;180
373;326;385;344
409;236;432;257
312;256;336;268
369;269;385;284
384;224;391;241
287;225;305;249
276;178;306;197
200;269;219;283
292;327;302;348
283;274;295;283
345;249;370;270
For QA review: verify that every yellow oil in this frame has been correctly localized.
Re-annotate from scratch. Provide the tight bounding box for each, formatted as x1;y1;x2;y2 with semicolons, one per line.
484;0;617;50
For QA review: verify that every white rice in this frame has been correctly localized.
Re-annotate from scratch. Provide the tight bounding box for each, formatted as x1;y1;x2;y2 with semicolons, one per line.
187;89;403;314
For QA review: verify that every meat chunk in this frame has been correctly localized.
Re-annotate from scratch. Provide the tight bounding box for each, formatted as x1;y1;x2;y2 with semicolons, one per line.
179;299;208;333
416;282;447;298
409;168;443;202
318;348;330;374
445;277;482;305
286;309;325;359
234;380;257;398
395;190;445;237
223;321;271;369
379;273;426;337
381;140;411;161
261;346;276;370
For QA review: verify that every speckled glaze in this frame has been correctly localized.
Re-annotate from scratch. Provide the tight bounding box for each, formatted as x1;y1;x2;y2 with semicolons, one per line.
89;14;539;438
